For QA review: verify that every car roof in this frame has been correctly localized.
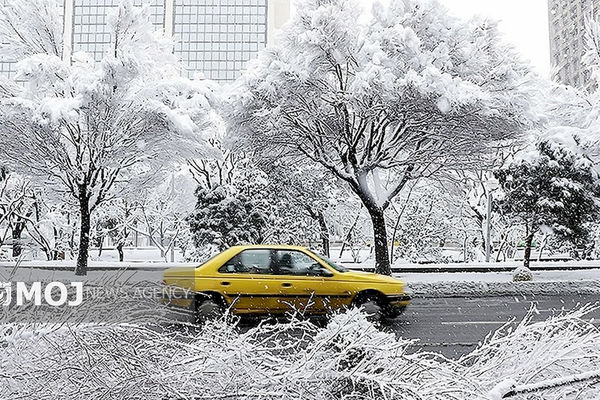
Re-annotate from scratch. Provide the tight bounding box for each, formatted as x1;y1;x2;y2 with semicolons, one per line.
229;244;309;251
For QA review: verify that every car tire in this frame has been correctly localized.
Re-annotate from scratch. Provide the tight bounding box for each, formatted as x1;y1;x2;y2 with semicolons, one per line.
352;293;384;322
194;297;224;324
382;305;405;319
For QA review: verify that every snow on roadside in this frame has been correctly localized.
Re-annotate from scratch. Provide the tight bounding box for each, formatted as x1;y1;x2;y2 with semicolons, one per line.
3;262;600;298
0;265;164;284
398;269;600;297
406;279;600;298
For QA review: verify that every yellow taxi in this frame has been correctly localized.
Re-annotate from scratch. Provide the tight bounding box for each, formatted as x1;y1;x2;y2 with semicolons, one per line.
161;245;410;322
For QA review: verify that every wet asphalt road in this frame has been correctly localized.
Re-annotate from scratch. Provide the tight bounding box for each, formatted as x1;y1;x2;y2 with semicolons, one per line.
389;294;600;359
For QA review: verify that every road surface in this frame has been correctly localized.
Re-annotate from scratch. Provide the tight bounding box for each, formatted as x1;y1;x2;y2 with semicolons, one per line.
159;294;600;361
390;294;600;359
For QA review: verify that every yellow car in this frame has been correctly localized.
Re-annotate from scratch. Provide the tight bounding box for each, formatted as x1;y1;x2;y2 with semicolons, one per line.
161;245;410;322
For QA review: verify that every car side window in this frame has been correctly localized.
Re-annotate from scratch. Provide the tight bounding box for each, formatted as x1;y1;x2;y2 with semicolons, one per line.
272;250;321;276
220;249;273;274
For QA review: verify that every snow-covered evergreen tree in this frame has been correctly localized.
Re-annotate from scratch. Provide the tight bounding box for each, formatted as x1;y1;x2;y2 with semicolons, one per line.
495;139;600;268
188;182;269;257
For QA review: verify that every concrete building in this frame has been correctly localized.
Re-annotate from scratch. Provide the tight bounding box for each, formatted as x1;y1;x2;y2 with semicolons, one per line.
548;0;600;90
1;0;290;82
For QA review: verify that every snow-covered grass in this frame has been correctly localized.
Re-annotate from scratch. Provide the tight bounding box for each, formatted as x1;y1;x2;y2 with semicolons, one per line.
2;307;600;399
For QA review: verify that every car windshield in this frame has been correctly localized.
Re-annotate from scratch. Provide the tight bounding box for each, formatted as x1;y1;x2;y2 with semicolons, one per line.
314;252;348;273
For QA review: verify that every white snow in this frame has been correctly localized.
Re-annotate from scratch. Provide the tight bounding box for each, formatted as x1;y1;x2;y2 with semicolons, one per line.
487;379;516;400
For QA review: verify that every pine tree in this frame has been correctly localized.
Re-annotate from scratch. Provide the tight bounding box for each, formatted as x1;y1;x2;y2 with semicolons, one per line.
495;139;600;268
188;185;268;256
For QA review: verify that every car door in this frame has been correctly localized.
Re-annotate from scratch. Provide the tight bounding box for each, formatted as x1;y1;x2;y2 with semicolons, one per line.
217;249;286;313
271;249;351;314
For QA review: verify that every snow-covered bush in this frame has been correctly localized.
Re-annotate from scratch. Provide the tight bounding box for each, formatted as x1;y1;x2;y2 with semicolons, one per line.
512;266;533;282
2;306;600;399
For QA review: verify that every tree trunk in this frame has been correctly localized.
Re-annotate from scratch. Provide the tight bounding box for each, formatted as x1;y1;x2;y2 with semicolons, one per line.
523;232;535;269
366;205;391;275
11;220;25;257
316;211;330;258
75;191;91;276
117;242;124;262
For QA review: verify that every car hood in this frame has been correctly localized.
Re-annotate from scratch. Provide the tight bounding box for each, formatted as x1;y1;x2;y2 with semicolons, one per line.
337;270;404;284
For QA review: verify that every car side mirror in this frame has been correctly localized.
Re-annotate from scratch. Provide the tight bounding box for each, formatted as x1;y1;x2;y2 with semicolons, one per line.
318;267;334;277
307;263;333;277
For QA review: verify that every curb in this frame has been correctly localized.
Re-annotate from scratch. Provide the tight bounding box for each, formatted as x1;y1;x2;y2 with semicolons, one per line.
354;265;600;273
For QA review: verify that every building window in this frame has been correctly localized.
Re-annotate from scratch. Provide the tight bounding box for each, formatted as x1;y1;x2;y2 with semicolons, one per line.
174;0;268;81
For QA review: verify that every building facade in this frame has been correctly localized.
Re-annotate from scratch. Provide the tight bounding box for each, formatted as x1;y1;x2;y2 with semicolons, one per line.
548;0;600;90
1;0;290;82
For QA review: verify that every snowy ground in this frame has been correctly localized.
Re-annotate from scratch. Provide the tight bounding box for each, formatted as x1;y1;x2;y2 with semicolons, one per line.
399;269;600;297
2;259;600;272
2;260;600;298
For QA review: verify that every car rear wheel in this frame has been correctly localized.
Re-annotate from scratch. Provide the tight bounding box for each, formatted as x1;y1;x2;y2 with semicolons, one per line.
194;297;225;324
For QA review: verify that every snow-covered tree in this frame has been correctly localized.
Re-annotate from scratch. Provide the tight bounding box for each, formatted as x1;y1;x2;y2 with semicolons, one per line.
92;198;137;262
188;181;269;257
0;0;64;60
261;161;341;257
495;139;600;268
0;1;215;274
131;172;197;261
187;116;242;190
228;0;535;274
0;169;27;254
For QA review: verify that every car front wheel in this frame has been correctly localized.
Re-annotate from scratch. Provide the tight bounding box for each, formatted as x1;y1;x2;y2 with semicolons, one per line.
352;293;384;321
382;305;405;319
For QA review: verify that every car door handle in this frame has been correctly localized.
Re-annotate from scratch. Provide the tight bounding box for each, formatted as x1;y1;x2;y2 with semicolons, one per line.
221;281;230;286
281;283;292;287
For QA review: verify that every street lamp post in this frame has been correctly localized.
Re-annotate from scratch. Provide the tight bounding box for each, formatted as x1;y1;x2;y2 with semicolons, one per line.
485;190;492;262
485;177;499;263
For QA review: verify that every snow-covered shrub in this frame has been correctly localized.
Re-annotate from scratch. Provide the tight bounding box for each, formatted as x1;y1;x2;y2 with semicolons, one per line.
512;266;533;281
3;306;600;399
462;304;600;399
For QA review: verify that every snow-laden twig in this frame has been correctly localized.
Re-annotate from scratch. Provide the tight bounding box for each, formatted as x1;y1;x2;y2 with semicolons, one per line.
500;369;600;398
